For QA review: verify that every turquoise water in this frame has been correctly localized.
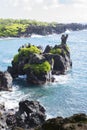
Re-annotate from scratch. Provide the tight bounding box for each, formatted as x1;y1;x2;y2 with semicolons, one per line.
0;30;87;118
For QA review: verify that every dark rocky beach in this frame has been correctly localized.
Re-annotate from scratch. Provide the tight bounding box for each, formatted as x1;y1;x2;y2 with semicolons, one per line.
1;101;87;130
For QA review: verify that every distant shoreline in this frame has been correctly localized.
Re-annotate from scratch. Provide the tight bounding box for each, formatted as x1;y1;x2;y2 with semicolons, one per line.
0;29;87;40
0;19;87;38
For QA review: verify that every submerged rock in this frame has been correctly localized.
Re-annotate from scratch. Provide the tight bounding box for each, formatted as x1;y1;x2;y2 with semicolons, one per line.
0;71;13;91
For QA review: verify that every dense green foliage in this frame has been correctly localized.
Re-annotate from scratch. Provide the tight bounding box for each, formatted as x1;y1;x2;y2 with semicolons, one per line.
0;19;56;37
13;54;19;63
13;45;42;63
24;61;51;74
50;48;62;55
19;45;42;56
0;19;27;37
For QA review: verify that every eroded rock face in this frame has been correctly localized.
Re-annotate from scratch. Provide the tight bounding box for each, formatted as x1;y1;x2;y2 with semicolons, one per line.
6;100;46;129
1;102;87;130
0;71;13;91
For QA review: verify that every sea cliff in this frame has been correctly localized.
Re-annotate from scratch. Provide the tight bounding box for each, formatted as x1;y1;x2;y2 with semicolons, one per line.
7;35;72;85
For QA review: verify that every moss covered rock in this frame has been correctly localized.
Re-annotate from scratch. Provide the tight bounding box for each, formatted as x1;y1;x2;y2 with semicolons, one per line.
8;40;72;85
13;44;42;63
24;61;51;74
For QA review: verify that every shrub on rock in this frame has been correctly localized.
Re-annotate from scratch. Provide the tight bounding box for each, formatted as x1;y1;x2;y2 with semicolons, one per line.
13;45;42;64
8;41;72;85
24;61;51;74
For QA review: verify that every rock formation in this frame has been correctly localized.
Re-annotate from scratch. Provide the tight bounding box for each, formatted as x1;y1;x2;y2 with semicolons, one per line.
0;100;46;130
1;100;87;130
8;35;72;85
37;113;87;130
0;71;13;91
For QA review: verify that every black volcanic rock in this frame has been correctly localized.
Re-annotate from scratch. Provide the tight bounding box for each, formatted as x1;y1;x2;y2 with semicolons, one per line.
6;100;46;129
44;45;52;53
38;113;87;130
25;23;87;36
44;44;72;75
1;102;87;130
8;35;72;85
0;71;13;91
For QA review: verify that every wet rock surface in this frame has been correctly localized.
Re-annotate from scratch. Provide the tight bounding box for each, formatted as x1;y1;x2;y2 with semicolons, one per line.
0;71;13;91
0;100;46;130
0;100;45;130
1;102;87;130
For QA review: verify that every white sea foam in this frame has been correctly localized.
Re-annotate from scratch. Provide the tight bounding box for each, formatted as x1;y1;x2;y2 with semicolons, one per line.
31;34;44;38
3;59;12;63
53;74;70;84
0;37;16;41
18;75;27;79
0;93;19;109
65;29;71;34
0;86;20;109
46;114;53;119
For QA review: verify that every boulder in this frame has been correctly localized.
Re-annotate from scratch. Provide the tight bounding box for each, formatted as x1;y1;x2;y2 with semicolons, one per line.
26;71;47;85
44;45;52;53
0;71;13;91
7;36;72;85
52;54;66;74
6;100;46;129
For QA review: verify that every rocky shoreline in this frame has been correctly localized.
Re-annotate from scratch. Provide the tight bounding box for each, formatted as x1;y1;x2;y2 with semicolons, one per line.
23;23;87;36
1;101;87;130
0;100;46;130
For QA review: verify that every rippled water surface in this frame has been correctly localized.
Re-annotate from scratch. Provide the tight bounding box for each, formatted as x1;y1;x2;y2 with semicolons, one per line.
0;30;87;118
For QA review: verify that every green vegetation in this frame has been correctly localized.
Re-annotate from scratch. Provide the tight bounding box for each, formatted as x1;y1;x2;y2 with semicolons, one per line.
0;19;27;37
24;61;51;74
13;54;19;63
50;48;62;55
0;18;57;37
19;45;42;56
66;44;70;51
13;45;42;63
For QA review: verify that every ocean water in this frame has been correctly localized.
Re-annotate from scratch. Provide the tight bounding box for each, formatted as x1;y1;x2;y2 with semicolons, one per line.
0;30;87;118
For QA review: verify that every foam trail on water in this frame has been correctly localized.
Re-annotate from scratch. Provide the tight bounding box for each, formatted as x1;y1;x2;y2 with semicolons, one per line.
3;59;12;63
0;85;21;109
31;34;44;38
64;29;71;34
53;74;70;84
